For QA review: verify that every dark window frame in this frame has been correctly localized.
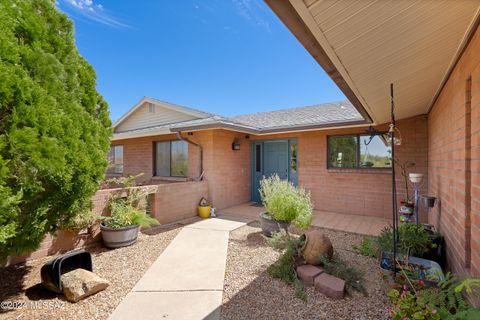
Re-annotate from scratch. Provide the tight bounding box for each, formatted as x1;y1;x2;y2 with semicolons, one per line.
153;140;188;178
327;133;391;170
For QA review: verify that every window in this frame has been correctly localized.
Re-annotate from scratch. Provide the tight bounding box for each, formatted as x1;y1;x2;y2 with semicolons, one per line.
148;103;155;113
155;140;188;177
327;134;391;169
108;145;123;174
290;143;297;173
255;144;261;172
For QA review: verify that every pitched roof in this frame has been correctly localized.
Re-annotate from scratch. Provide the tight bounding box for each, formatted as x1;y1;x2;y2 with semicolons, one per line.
113;97;213;129
112;100;366;140
229;101;363;129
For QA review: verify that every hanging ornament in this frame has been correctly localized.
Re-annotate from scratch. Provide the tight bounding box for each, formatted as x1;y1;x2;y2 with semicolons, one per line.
387;123;402;146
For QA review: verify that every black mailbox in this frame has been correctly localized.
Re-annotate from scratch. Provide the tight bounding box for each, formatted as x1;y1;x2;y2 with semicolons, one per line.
41;250;92;293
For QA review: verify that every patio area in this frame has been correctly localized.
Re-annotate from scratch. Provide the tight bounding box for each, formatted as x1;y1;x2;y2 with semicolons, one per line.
218;202;390;236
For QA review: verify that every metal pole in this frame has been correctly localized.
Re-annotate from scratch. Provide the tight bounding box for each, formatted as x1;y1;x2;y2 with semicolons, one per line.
390;83;398;278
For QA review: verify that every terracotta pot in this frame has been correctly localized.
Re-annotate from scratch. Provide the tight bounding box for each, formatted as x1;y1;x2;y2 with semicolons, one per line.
259;212;290;237
300;230;333;265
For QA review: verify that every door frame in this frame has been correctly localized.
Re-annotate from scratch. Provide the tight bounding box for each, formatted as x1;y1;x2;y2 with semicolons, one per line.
250;138;298;202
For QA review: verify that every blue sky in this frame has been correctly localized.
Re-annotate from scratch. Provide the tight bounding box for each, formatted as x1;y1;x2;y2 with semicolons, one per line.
57;0;345;121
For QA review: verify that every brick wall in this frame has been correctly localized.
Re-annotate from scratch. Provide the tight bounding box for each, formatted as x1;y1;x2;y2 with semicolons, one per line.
152;181;209;224
111;116;427;218
428;24;480;277
4;189;112;266
112;132;206;183
249;116;428;219
5;181;209;266
207;130;251;209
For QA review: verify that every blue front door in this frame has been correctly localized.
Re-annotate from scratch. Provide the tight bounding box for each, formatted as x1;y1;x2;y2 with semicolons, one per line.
251;139;297;202
263;141;289;179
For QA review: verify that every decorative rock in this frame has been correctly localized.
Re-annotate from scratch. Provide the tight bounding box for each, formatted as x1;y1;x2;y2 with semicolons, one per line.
300;230;334;265
296;265;323;286
61;268;109;302
314;273;345;299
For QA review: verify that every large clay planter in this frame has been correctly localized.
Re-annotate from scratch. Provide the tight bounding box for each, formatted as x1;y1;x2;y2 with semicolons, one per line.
300;230;333;265
259;212;290;236
100;223;140;249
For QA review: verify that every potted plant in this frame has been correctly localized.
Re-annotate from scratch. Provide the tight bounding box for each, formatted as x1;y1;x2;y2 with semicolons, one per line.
259;174;313;236
197;197;212;219
376;223;444;285
100;175;159;248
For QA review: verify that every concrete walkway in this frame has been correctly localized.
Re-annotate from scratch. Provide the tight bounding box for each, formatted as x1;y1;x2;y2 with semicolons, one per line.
109;217;249;320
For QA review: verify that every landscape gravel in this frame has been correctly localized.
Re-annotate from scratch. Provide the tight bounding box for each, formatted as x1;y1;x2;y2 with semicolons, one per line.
0;224;182;320
221;222;390;320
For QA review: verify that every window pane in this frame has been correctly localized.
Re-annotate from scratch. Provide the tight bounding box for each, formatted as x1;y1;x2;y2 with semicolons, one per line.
255;144;261;172
156;141;170;176
328;136;357;168
171;140;188;177
114;145;123;173
290;143;297;173
359;134;392;168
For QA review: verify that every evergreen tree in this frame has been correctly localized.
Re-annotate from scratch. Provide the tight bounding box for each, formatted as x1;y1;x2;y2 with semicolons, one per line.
0;0;111;260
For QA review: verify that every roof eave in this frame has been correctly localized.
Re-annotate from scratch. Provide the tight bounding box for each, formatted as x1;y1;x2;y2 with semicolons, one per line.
112;127;172;141
264;0;373;124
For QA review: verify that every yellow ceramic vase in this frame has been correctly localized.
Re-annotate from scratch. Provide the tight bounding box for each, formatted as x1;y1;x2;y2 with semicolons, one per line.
197;205;211;219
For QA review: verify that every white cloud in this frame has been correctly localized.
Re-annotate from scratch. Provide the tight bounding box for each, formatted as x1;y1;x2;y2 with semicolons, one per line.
231;0;271;32
60;0;129;28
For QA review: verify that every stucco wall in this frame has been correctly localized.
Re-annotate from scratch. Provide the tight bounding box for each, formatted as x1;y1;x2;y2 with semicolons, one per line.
428;24;480;277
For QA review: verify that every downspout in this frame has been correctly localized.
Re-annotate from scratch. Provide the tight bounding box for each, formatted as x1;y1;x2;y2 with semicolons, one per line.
176;131;204;181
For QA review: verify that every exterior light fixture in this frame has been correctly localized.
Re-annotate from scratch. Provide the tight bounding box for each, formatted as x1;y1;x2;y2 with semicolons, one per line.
232;142;240;150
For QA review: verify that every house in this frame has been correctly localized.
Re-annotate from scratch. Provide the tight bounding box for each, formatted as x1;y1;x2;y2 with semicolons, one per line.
109;0;480;280
110;96;426;222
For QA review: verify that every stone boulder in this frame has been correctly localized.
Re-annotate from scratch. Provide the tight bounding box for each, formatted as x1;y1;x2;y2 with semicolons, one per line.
61;268;109;302
300;230;334;265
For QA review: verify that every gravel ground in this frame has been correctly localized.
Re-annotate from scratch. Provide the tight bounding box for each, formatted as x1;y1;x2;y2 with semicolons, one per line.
0;224;182;320
222;222;390;320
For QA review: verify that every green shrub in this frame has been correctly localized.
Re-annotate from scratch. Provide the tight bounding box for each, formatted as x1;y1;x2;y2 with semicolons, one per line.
353;236;378;258
59;210;97;231
260;175;313;229
0;0;111;261
388;272;480;320
102;174;159;229
376;223;434;257
266;229;307;300
320;254;366;294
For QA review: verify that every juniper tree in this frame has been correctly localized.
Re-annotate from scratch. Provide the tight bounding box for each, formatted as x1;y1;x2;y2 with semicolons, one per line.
0;0;111;260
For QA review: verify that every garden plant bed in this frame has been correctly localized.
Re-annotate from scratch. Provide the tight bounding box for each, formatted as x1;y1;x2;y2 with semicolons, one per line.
222;222;390;319
0;224;182;320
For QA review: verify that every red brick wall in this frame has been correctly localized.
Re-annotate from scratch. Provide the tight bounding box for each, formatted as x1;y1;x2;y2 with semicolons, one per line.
207;130;251;209
249;116;428;219
112;132;209;183
4;181;209;266
4;189;112;266
428;25;480;277
152;181;209;224
112;116;427;218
